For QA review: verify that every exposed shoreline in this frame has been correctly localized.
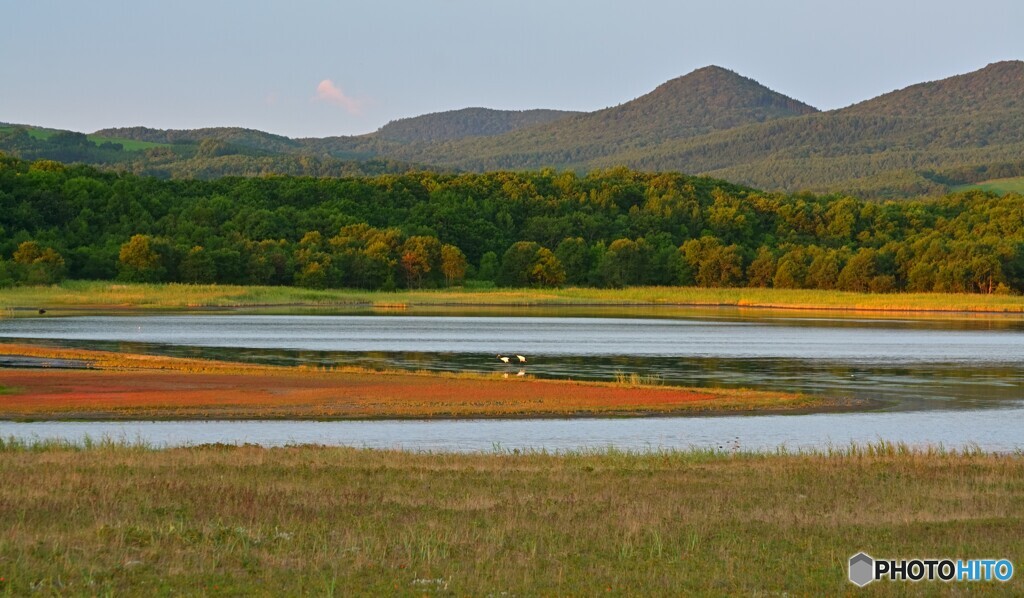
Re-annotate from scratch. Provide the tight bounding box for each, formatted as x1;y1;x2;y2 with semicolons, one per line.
0;398;871;422
0;343;835;421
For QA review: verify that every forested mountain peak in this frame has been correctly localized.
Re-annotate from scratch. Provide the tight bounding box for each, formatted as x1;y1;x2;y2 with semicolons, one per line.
527;65;820;144
608;65;819;129
839;60;1024;118
399;65;823;173
373;107;580;143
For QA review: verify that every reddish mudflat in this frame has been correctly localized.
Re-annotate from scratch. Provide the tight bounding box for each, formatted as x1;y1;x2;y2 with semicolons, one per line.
0;343;822;419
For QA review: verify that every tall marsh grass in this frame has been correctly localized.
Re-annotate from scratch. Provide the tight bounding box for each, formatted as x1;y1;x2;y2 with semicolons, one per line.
1;280;1022;312
0;434;153;452
613;371;663;387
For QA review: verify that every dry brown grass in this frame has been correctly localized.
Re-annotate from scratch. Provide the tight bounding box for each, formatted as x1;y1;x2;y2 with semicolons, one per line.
0;442;1019;595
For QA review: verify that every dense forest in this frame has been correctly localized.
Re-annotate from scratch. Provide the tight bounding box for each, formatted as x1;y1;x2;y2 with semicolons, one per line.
1;153;1021;294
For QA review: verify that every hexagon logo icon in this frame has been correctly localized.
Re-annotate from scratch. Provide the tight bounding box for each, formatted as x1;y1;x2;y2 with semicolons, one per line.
849;552;875;587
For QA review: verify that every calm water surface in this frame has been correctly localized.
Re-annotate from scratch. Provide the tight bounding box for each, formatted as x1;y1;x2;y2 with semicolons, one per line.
1;407;1022;452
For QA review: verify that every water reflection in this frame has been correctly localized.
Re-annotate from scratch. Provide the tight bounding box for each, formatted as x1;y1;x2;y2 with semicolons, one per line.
3;314;1022;361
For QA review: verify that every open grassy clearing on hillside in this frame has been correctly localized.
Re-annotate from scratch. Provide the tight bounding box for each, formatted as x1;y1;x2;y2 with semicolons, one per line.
0;442;1019;595
2;281;1023;314
87;134;169;151
0;125;60;141
956;176;1024;196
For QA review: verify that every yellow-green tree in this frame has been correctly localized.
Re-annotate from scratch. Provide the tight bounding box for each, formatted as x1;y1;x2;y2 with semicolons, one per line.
117;235;165;282
440;244;467;286
399;236;442;288
499;242;565;287
681;237;745;287
530;247;566;287
12;241;66;285
293;231;333;289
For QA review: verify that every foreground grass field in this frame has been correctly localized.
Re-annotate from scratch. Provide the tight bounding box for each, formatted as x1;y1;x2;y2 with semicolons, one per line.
0;442;1019;595
1;280;1023;314
0;343;821;419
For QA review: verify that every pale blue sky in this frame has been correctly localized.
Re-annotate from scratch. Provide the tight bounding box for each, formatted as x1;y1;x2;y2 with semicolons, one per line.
3;0;1022;137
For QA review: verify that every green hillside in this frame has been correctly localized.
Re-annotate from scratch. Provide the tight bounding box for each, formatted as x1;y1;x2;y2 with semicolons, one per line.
594;111;1024;198
0;125;168;151
4;62;1024;197
92;126;302;153
389;66;818;171
840;60;1024;118
374;107;580;142
398;62;1024;197
0;125;432;179
683;61;1024;196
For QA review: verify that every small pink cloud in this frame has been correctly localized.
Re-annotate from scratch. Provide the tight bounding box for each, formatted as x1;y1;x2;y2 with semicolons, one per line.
313;79;362;115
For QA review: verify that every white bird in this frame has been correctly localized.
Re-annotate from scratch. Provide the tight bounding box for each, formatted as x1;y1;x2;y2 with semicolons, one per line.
496;354;510;364
516;354;527;363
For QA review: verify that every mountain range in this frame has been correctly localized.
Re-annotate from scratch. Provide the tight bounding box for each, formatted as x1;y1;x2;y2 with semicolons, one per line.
3;61;1023;198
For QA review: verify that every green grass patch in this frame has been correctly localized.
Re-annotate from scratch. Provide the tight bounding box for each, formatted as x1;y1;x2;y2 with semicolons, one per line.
0;442;1019;594
954;176;1024;196
86;134;168;151
1;280;1023;314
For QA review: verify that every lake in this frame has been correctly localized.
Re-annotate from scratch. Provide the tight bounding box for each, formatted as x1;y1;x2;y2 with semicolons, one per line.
1;311;1021;412
1;407;1022;452
1;310;1021;452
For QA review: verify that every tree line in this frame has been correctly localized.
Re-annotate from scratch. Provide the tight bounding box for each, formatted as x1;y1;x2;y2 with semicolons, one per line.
0;153;1022;293
0;127;422;180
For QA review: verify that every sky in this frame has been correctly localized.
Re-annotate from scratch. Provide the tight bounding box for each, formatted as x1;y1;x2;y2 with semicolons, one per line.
3;0;1023;138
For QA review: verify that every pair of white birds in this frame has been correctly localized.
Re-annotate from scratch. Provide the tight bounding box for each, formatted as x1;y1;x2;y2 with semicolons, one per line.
496;354;527;364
